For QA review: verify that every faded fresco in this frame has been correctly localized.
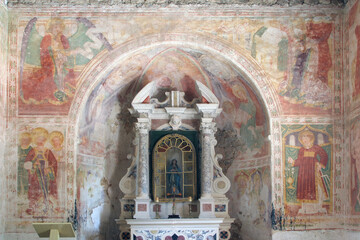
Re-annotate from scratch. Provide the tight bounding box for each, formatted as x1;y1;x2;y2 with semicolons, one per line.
0;4;6;119
283;125;332;215
0;3;7;237
0;6;344;240
276;21;333;115
78;45;268;157
75;46;270;239
76;160;119;239
351;117;360;214
92;15;336;115
349;1;360;105
114;48;268;160
17;126;66;218
18;17;112;115
0;5;7;137
228;165;272;240
191;18;334;115
77;96;125;239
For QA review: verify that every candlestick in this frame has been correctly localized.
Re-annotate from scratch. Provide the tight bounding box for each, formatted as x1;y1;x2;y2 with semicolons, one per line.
155;204;160;219
188;196;193;216
168;194;179;218
154;197;160;219
172;197;176;215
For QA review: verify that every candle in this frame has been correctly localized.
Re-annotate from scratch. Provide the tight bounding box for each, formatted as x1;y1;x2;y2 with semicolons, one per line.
188;196;192;202
155;197;159;203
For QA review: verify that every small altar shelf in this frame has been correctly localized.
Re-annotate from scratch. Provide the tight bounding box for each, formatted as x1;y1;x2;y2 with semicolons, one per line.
126;218;223;240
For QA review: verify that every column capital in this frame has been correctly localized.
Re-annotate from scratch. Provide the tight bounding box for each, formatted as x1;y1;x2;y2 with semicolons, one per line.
200;119;217;134
135;119;151;134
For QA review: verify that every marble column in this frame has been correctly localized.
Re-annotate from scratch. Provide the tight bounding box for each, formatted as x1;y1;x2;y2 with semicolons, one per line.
199;118;216;218
133;118;151;219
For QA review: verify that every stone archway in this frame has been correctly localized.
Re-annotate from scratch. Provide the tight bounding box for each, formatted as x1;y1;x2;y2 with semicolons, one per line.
70;33;280;122
68;33;281;240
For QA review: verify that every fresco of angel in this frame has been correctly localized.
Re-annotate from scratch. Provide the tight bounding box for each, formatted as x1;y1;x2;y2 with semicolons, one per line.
19;17;112;108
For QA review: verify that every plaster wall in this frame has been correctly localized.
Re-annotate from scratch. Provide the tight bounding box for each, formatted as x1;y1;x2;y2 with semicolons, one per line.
0;2;8;240
1;3;356;240
273;229;360;239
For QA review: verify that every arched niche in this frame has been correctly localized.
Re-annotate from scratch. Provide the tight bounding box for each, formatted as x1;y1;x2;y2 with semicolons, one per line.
70;33;278;239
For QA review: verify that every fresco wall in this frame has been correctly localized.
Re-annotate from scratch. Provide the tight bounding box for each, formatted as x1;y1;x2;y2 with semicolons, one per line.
348;0;360;110
350;115;360;216
0;2;7;240
16;126;67;218
345;0;360;230
282;125;333;215
75;45;271;239
227;165;271;240
1;3;354;240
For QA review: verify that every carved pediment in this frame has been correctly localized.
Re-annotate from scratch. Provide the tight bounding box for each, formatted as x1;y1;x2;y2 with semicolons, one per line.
130;81;221;118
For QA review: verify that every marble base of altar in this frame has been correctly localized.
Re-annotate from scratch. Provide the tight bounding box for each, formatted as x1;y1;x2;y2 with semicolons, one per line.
125;218;223;240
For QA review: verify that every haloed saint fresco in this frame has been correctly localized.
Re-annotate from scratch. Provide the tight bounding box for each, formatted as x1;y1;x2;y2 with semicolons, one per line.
283;125;332;215
17;127;65;217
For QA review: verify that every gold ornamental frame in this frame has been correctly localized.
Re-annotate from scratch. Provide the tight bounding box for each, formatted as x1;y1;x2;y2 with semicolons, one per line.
152;133;197;202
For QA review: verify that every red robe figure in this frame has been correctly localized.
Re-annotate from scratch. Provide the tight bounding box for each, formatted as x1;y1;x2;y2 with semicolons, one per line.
351;121;360;212
22;18;75;103
288;129;329;201
306;22;332;86
24;127;58;215
353;25;360;97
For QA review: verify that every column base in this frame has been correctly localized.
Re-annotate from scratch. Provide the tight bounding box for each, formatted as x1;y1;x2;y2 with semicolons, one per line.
198;197;216;218
214;198;230;218
133;198;151;219
119;199;135;219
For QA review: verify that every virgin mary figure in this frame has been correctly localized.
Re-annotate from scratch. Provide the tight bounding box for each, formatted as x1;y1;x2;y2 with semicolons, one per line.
167;159;182;197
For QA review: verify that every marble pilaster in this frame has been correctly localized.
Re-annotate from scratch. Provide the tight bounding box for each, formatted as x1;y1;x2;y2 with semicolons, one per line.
133;118;151;219
199;118;217;218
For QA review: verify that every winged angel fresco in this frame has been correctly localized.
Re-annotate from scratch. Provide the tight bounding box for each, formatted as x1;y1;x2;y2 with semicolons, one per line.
19;17;112;105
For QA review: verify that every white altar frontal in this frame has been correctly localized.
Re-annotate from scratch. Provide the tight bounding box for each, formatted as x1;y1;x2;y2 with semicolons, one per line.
125;218;222;240
116;81;234;240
